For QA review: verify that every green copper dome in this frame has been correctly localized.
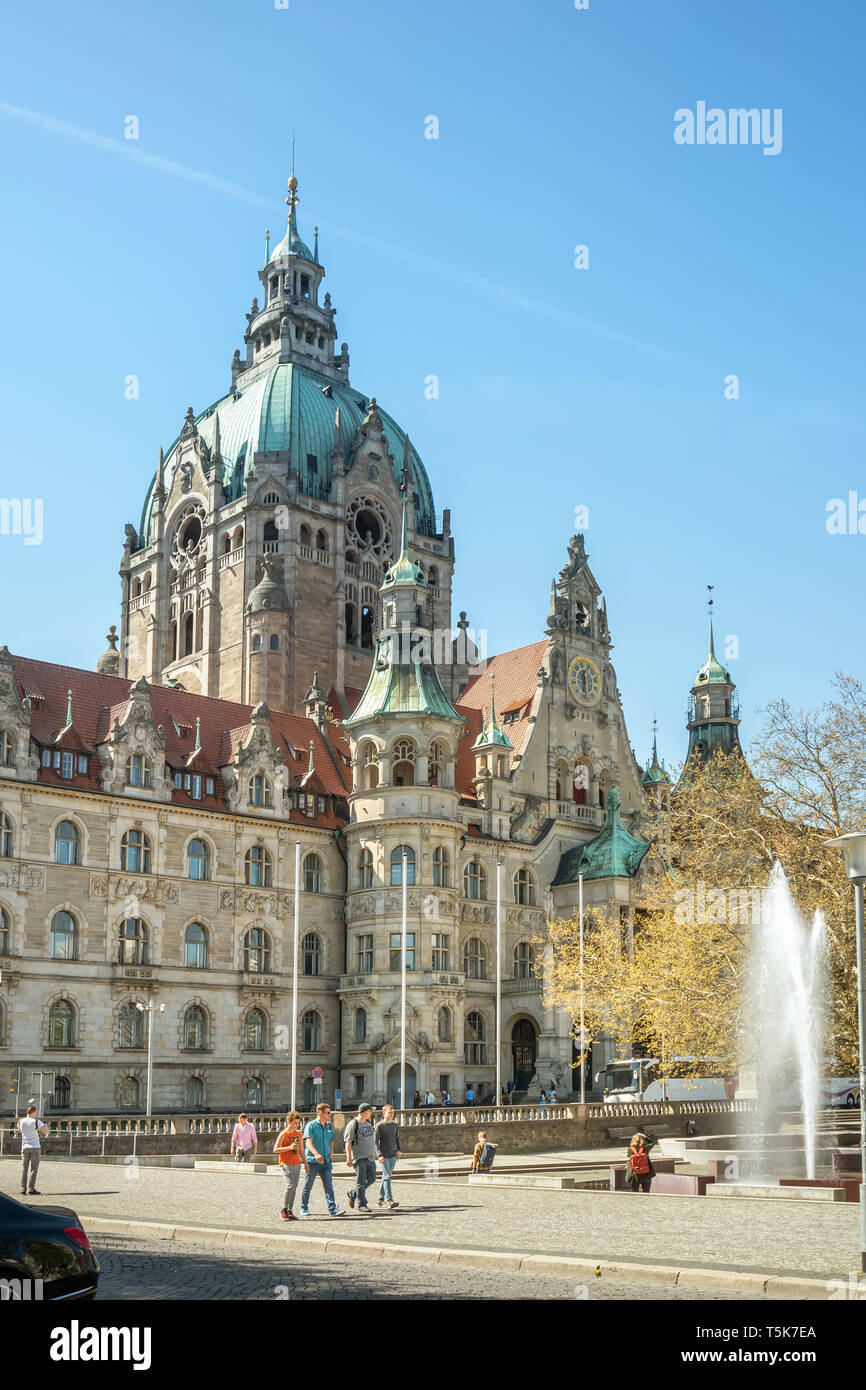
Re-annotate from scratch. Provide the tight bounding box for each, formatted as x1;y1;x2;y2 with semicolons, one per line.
137;362;437;547
552;788;650;883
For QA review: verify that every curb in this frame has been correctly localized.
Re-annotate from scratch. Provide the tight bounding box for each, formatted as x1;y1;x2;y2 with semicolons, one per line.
82;1217;832;1298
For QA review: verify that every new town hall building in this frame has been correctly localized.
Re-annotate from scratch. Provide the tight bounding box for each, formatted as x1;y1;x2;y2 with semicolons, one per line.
0;174;743;1115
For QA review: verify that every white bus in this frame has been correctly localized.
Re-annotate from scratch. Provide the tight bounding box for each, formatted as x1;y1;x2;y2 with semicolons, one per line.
600;1057;736;1105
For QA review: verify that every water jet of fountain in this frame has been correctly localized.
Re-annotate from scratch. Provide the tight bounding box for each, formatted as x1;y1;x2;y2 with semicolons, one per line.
742;862;826;1181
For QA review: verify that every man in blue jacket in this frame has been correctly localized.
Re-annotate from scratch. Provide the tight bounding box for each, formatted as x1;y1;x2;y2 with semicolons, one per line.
300;1102;344;1217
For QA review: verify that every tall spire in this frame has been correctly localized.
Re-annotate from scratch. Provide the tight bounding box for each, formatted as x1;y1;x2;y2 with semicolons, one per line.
314;224;319;261
264;226;270;263
490;671;497;728
707;583;716;658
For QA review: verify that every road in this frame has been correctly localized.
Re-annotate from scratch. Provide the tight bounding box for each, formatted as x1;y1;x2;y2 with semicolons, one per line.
90;1232;788;1301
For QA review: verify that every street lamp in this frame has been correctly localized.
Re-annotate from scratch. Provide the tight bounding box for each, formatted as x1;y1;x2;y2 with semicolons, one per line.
135;1001;166;1120
824;831;866;1274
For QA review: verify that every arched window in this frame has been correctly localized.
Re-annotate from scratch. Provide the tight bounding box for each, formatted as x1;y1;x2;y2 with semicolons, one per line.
299;523;312;547
50;911;78;961
244;845;272;887
0;729;15;766
353;1007;367;1044
315;529;327;552
185;1076;205;1109
428;565;438;588
54;1076;71;1110
598;771;613;808
54;820;80;866
438;1006;452;1043
390;844;416;886
360;742;379;790
187;837;210;880
302;932;321;976
249;773;273;808
463;860;487;900
184;1005;208;1050
269;634;279;651
184;922;208;969
0;811;13;858
125;753;152;789
118;918;148;966
263;519;279;553
303;853;323;893
360;605;375;650
120;1076;141;1108
244;1008;266;1052
243;926;271;973
0;907;9;955
120;829;152;874
302;1010;322;1052
514;942;535;979
392;739;415;787
432;846;450;887
344;602;356;644
183;612;195;656
245;1076;264;1108
118;1002;144;1049
428;740;446;786
463;938;486;980
48;999;76;1048
222;532;232;555
252;634;262;653
358;847;374;889
514;868;536;906
464;1011;486;1064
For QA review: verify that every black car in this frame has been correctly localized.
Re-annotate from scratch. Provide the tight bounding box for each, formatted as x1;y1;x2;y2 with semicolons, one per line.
0;1191;99;1300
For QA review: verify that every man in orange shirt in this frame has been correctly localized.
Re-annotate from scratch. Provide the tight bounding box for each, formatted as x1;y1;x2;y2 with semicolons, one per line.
274;1110;308;1221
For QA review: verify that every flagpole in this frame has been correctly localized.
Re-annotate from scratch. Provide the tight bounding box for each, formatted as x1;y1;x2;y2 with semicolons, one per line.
291;839;300;1110
496;860;502;1108
579;871;585;1104
400;850;408;1112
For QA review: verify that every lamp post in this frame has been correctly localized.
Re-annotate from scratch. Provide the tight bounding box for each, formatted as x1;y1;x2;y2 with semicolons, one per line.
495;860;503;1109
400;850;408;1112
578;872;585;1104
291;840;300;1110
824;831;866;1274
135;1001;165;1119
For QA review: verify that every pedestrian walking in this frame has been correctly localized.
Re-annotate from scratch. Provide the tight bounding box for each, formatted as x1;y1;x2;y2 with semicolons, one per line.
626;1133;654;1194
441;1089;451;1107
16;1105;47;1195
230;1112;258;1162
506;1079;515;1104
343;1102;378;1213
465;1084;475;1106
300;1102;344;1216
470;1130;496;1173
412;1089;422;1109
425;1089;435;1107
374;1103;402;1209
547;1086;557;1105
274;1110;307;1221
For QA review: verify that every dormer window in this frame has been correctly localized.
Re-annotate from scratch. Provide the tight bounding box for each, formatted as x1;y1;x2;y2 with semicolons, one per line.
126;754;153;789
300;274;310;298
249;773;273;809
306;454;318;475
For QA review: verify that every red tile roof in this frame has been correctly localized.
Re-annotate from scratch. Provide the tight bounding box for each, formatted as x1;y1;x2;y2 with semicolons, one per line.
10;654;350;821
454;639;549;793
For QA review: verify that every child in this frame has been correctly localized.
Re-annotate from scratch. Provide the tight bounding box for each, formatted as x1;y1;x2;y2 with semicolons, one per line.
274;1110;308;1220
470;1130;494;1174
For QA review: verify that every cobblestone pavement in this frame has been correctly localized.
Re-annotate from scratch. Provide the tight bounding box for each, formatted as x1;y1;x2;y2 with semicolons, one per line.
5;1159;857;1280
90;1233;786;1301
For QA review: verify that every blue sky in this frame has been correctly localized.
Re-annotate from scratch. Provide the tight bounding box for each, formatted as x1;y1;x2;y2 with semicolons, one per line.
0;0;863;770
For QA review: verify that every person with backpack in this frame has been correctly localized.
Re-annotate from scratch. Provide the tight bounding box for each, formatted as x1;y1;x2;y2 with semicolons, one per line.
374;1103;402;1209
300;1102;344;1216
343;1102;378;1213
470;1130;496;1173
626;1133;654;1193
274;1110;307;1221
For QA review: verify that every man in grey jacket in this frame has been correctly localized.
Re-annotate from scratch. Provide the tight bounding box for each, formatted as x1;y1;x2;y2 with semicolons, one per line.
344;1102;377;1213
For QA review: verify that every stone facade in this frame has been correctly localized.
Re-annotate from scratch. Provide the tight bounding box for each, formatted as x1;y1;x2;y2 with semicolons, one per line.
0;171;671;1117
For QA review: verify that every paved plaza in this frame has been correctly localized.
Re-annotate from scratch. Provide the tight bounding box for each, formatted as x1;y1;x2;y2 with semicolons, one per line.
2;1155;858;1292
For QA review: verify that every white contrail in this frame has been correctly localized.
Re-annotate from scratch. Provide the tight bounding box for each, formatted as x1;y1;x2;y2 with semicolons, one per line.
1;100;685;362
0;101;270;207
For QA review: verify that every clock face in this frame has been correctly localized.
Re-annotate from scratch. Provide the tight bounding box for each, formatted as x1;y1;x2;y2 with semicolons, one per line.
567;655;601;707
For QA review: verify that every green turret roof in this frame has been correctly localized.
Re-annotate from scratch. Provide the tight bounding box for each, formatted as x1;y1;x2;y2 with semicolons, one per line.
552;788;651;883
641;721;671;785
343;641;460;725
268;173;317;264
694;619;731;686
382;482;427;589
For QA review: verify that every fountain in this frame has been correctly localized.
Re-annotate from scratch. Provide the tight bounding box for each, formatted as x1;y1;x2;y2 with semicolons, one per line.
742;861;826;1181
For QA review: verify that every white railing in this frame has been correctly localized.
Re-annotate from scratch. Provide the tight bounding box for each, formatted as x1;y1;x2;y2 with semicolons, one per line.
218;546;244;571
298;545;332;566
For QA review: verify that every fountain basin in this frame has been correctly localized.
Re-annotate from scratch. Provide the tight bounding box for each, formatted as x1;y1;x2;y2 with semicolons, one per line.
708;1182;845;1202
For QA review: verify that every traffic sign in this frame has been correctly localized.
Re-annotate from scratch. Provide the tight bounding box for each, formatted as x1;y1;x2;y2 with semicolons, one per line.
312;1066;323;1079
